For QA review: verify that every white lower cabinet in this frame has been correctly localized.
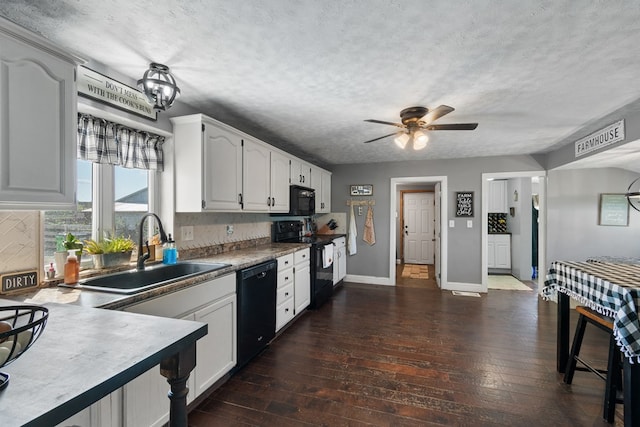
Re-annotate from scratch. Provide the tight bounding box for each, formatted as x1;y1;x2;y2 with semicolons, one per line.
121;273;236;427
332;237;346;285
276;253;295;331
276;249;310;332
294;249;311;314
56;391;121;427
487;234;511;269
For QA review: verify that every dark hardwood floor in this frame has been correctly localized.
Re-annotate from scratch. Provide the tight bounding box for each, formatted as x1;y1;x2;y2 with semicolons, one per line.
189;279;622;426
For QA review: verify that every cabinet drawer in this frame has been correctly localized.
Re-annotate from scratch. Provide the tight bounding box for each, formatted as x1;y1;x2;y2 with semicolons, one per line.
276;282;294;305
294;248;310;265
277;253;294;270
276;297;295;331
277;268;294;288
332;237;346;248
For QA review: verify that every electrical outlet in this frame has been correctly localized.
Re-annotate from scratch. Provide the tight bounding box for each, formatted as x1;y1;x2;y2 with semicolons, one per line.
181;226;194;241
226;225;234;235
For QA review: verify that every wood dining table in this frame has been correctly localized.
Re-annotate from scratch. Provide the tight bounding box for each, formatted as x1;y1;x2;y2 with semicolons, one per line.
543;260;640;427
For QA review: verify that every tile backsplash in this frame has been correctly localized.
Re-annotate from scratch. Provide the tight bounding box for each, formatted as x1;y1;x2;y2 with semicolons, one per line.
0;211;40;274
174;212;272;249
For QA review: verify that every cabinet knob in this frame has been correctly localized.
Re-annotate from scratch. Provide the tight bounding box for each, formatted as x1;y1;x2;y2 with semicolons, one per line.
285;276;289;281
285;292;289;296
285;308;289;312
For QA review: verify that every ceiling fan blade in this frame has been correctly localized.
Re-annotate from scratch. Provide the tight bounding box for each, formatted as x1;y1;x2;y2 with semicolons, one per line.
425;123;478;131
421;105;455;124
363;132;398;143
364;119;405;128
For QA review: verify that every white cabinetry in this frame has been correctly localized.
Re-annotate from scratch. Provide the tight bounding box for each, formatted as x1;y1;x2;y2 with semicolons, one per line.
332;236;346;286
488;180;508;213
310;166;332;213
276;253;295;331
172;115;243;211
172;114;288;213
0;18;78;209
276;249;310;332
242;138;289;212
56;392;120;427
290;158;311;186
122;274;236;427
487;234;511;269
294;248;311;314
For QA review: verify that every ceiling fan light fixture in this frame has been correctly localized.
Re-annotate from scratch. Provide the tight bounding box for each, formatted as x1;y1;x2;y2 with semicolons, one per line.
394;132;410;149
137;62;181;111
412;130;428;150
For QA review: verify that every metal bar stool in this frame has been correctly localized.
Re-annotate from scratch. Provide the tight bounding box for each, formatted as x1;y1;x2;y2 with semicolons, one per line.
564;306;623;423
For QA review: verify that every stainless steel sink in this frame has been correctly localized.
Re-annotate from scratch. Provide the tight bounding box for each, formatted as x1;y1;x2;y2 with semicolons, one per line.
59;262;231;294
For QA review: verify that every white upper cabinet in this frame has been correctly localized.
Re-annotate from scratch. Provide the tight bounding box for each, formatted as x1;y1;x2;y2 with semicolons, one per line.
0;18;79;209
488;180;508;213
172;114;243;211
290;158;311;187
270;150;290;212
310;166;331;213
242;138;271;211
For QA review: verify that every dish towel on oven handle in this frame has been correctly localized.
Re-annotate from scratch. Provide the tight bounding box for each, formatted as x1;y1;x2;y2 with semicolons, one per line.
322;243;334;268
363;206;376;245
348;204;357;255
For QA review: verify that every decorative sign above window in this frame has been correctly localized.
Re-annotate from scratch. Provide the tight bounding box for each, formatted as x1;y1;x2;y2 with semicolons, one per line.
574;120;624;158
350;184;373;196
455;191;474;217
77;66;157;120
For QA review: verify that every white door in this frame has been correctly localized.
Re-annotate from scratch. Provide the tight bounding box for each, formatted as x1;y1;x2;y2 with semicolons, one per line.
434;183;441;287
403;192;435;264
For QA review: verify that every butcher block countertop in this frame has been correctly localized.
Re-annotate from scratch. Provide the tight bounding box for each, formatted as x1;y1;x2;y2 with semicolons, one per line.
0;301;207;427
10;242;309;310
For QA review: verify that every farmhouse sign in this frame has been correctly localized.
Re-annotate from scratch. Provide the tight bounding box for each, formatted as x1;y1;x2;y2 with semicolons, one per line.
455;191;474;217
77;66;156;120
574;120;624;158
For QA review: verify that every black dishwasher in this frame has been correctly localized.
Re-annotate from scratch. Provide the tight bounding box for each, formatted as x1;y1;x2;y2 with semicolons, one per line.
235;260;277;371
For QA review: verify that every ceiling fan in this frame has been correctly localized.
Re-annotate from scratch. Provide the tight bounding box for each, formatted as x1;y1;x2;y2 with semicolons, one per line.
363;105;478;150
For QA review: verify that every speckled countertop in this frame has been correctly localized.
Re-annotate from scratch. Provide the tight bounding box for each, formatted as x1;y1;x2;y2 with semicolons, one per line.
8;243;309;311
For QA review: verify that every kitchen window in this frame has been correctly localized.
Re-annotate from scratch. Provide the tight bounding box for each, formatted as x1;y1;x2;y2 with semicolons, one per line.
43;114;163;270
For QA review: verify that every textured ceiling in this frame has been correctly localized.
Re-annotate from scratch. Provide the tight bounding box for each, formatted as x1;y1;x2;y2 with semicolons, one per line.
2;1;640;167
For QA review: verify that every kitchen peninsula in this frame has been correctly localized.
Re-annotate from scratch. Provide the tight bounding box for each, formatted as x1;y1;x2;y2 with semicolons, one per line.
0;302;206;427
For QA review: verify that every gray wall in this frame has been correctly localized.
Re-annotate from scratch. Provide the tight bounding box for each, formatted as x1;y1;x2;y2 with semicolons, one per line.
331;155;543;284
546;167;640;263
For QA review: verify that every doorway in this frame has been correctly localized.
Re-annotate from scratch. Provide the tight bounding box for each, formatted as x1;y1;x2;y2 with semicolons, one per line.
400;190;435;265
481;171;547;293
390;177;448;288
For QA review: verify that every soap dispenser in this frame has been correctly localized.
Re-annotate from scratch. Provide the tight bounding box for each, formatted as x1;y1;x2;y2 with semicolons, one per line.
162;234;177;265
64;249;80;284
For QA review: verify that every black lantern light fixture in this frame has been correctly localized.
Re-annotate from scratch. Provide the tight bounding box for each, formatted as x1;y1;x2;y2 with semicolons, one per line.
625;177;640;212
137;63;180;111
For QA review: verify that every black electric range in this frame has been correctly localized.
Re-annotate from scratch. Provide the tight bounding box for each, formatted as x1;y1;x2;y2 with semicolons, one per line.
272;221;334;309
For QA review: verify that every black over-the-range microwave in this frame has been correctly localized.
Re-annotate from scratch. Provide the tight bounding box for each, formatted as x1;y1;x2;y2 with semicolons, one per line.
284;185;315;216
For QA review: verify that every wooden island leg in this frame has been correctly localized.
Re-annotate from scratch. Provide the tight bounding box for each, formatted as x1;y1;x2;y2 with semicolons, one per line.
160;343;196;427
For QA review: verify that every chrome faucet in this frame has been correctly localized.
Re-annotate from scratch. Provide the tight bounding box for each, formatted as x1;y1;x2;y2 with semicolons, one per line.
137;213;168;270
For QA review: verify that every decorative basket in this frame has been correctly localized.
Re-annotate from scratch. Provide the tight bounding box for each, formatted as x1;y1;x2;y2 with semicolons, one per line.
0;305;49;390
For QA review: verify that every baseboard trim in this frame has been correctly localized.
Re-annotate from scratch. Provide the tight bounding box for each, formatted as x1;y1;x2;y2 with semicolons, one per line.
345;274;393;286
442;281;484;292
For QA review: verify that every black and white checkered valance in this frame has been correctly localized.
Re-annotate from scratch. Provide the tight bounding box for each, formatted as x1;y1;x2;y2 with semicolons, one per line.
77;113;164;171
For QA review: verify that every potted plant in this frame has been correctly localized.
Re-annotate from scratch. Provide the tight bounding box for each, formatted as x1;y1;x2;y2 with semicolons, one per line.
84;234;135;269
62;233;83;261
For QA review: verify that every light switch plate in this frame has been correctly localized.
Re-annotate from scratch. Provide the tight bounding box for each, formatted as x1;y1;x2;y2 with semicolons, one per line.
181;226;194;241
467;220;473;228
449;220;455;228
